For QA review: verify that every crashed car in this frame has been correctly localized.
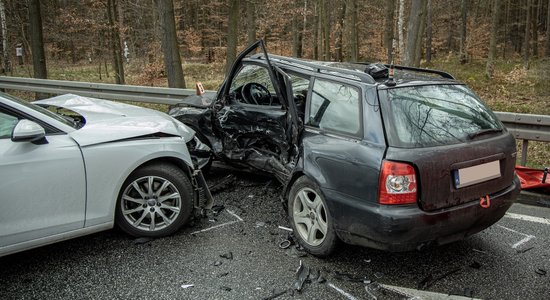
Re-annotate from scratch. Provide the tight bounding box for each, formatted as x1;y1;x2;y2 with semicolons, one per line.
169;41;521;256
0;93;211;257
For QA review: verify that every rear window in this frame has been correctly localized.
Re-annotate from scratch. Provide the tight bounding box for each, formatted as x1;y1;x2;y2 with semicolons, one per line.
381;84;503;148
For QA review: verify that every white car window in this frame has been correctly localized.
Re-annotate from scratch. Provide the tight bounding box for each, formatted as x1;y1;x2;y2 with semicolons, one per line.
0;110;18;139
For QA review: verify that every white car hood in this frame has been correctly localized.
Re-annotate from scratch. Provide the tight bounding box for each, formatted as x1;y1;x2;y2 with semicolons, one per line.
34;94;195;146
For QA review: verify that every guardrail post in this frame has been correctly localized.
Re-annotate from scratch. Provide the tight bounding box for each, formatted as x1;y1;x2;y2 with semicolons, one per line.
520;139;528;166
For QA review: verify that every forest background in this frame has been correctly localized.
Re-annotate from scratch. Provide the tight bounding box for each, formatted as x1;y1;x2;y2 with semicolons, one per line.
1;0;549;167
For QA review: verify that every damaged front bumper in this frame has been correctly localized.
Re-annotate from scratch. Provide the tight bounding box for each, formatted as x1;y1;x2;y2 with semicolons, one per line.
326;177;521;252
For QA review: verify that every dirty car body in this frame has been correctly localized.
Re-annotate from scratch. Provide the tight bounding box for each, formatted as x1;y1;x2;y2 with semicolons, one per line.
169;41;520;255
0;93;211;257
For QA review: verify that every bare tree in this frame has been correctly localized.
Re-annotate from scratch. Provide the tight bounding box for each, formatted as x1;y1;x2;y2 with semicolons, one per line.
425;0;432;63
384;0;395;63
545;0;550;57
403;0;427;67
0;0;8;73
29;0;47;80
157;0;185;88
225;0;239;73
347;0;358;61
397;0;405;60
246;0;256;46
524;0;532;69
107;0;124;84
459;0;468;64
486;0;500;78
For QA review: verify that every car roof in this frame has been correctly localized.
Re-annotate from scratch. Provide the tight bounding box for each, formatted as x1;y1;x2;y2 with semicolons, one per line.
245;53;459;87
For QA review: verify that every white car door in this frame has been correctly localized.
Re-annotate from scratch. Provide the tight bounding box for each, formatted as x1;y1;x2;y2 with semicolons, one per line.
0;107;86;248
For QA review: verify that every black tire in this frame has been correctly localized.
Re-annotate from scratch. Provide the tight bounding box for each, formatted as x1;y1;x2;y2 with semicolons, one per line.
115;163;194;237
288;176;339;257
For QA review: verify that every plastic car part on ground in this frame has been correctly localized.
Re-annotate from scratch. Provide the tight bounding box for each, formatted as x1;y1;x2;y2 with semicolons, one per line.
515;166;550;190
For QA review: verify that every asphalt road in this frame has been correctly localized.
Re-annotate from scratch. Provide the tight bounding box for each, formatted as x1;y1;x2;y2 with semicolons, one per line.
1;166;549;300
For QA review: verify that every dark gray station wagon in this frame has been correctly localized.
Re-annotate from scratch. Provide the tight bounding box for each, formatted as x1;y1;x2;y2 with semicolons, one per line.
169;41;521;256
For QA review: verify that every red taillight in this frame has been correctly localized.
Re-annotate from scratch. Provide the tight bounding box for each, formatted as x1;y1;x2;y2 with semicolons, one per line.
378;160;417;205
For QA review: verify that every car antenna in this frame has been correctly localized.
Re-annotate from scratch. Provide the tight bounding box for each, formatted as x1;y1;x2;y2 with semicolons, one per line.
385;60;396;87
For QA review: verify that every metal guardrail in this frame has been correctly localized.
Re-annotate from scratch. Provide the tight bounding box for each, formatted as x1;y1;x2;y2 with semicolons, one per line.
494;112;550;166
0;76;215;105
0;76;547;166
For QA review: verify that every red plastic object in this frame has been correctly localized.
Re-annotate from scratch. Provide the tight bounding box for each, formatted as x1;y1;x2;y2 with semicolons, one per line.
515;166;550;190
479;195;491;208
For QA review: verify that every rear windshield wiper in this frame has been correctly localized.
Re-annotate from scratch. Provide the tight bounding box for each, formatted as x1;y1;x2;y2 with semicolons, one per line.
468;128;503;140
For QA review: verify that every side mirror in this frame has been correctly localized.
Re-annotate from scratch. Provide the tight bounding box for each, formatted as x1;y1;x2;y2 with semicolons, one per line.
11;119;46;143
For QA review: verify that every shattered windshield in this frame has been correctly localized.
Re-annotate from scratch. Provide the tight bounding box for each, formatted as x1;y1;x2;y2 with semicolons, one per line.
382;84;502;148
230;64;275;93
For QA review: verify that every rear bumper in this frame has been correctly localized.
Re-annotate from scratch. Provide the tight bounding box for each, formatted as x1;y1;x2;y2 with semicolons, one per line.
325;177;521;252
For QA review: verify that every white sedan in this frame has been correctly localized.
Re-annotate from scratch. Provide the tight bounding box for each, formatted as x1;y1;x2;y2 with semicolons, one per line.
0;93;211;257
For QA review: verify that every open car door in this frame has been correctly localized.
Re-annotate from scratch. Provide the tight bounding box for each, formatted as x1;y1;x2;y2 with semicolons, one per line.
213;40;300;182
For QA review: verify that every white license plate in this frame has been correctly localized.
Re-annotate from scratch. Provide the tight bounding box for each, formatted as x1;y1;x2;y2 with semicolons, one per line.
453;160;501;188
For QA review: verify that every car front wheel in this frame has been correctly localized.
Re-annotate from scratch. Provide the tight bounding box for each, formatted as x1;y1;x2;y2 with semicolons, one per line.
116;163;193;237
288;176;339;257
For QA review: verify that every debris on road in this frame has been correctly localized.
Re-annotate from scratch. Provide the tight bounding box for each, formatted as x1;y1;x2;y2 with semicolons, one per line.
213;261;223;266
220;252;233;260
209;174;236;194
217;272;229;278
211;204;225;215
181;284;194;289
469;261;482;269
535;268;547;276
220;286;232;291
277;225;293;232
294;261;310;291
332;271;370;283
516;246;534;254
132;237;153;245
418;268;461;289
472;248;487;254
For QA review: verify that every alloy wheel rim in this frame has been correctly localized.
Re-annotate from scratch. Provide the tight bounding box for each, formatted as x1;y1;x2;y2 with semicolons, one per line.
121;176;181;232
292;187;328;246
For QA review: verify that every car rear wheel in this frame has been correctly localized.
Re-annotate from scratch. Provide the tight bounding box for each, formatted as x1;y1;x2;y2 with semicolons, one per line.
116;163;193;237
288;176;339;257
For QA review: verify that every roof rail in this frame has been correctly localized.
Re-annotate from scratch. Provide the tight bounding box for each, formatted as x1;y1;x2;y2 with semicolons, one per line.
249;54;377;84
353;62;454;79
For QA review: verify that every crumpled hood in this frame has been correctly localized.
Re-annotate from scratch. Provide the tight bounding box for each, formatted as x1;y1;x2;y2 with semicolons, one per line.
34;94;195;146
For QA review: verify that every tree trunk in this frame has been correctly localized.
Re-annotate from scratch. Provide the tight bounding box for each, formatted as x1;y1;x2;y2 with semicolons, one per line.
157;0;185;88
413;0;427;66
397;0;405;60
348;0;358;61
292;1;303;58
313;1;319;59
425;0;432;63
29;0;47;81
225;0;239;73
0;0;8;73
322;0;330;60
384;0;395;63
107;0;125;84
459;0;469;64
546;0;550;56
335;1;345;61
403;0;427;67
486;0;500;78
246;0;256;46
524;0;532;69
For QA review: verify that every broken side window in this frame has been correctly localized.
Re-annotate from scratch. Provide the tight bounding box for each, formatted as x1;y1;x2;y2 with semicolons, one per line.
229;64;279;106
286;73;310;122
308;79;361;136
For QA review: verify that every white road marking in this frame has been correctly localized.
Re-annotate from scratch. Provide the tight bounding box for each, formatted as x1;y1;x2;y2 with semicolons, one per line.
189;220;240;235
496;224;531;237
189;209;244;235
505;212;550;225
327;283;359;300
379;284;483;299
496;225;536;249
226;209;243;222
512;235;535;249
